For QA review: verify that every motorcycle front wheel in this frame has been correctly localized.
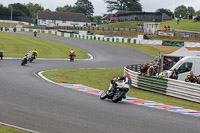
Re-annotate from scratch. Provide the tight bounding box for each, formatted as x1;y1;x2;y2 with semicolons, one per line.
21;60;25;66
100;91;107;100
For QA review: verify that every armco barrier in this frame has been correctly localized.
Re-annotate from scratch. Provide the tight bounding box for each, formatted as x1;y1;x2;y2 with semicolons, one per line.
124;66;200;103
167;79;200;103
138;75;168;94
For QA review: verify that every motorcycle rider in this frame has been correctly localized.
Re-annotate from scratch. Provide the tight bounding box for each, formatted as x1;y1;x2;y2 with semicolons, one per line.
108;73;132;98
13;27;16;32
69;49;76;61
34;31;37;37
25;51;32;61
32;49;38;57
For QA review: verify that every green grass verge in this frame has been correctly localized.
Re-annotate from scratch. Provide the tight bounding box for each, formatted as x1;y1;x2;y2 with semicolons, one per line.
0;32;89;59
155;35;200;42
92;30;142;38
98;19;200;33
98;21;145;28
0;23;17;27
160;19;200;32
42;68;200;111
0;125;27;133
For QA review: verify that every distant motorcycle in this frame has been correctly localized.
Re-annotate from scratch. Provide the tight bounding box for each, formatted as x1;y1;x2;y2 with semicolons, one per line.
69;55;75;62
34;31;37;37
100;80;129;102
29;52;37;63
21;56;28;66
13;27;16;32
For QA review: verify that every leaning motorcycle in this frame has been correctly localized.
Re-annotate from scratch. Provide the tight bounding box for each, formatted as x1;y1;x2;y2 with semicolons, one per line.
29;52;37;63
21;56;28;66
100;80;129;102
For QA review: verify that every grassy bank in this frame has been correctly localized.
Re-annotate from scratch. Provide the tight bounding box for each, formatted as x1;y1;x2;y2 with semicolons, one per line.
0;22;17;27
42;68;200;111
154;35;200;42
98;20;200;33
0;125;27;133
0;32;89;59
160;19;200;32
92;30;142;38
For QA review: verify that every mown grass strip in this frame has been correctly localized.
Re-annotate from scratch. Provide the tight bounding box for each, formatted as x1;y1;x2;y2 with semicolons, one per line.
98;20;200;33
0;23;17;27
42;68;200;111
160;19;200;32
0;125;27;133
0;32;89;59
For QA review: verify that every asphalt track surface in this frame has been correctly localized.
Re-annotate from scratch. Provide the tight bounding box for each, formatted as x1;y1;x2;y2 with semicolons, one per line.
0;32;199;133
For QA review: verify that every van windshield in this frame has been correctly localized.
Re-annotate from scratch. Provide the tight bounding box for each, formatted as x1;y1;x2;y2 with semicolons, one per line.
170;61;183;71
177;62;193;73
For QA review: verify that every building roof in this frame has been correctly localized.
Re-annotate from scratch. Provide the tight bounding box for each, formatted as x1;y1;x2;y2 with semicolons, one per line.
102;14;115;20
115;10;162;17
37;11;90;22
162;13;172;20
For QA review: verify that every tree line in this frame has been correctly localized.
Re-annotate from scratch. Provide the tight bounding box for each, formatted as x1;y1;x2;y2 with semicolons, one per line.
0;0;200;21
0;3;47;18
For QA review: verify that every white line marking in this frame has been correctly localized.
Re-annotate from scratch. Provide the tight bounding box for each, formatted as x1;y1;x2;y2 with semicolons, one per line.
0;122;40;133
37;71;56;84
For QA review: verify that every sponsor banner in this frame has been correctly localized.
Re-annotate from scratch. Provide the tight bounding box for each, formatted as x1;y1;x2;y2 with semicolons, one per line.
162;41;184;47
158;31;174;37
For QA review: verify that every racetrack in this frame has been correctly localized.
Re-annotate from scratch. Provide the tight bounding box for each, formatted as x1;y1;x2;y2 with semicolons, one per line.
0;32;199;133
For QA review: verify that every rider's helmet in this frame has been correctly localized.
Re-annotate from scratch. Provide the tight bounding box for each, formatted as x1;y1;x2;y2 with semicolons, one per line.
125;74;130;78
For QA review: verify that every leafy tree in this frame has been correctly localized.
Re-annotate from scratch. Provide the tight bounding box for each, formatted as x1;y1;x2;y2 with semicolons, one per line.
8;3;30;17
91;16;102;24
56;5;76;12
75;0;94;18
45;9;51;12
188;6;195;16
27;3;44;18
0;4;25;16
125;0;142;11
174;5;188;19
0;4;10;15
196;10;200;16
104;0;142;12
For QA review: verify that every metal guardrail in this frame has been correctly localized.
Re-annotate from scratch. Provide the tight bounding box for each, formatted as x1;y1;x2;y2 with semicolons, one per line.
124;65;200;103
167;79;200;103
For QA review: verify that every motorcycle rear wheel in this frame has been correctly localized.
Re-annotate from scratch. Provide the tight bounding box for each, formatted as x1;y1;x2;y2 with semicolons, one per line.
112;90;125;103
30;58;33;62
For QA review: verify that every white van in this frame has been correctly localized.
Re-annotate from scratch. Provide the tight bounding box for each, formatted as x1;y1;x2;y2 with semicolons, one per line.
164;56;200;81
